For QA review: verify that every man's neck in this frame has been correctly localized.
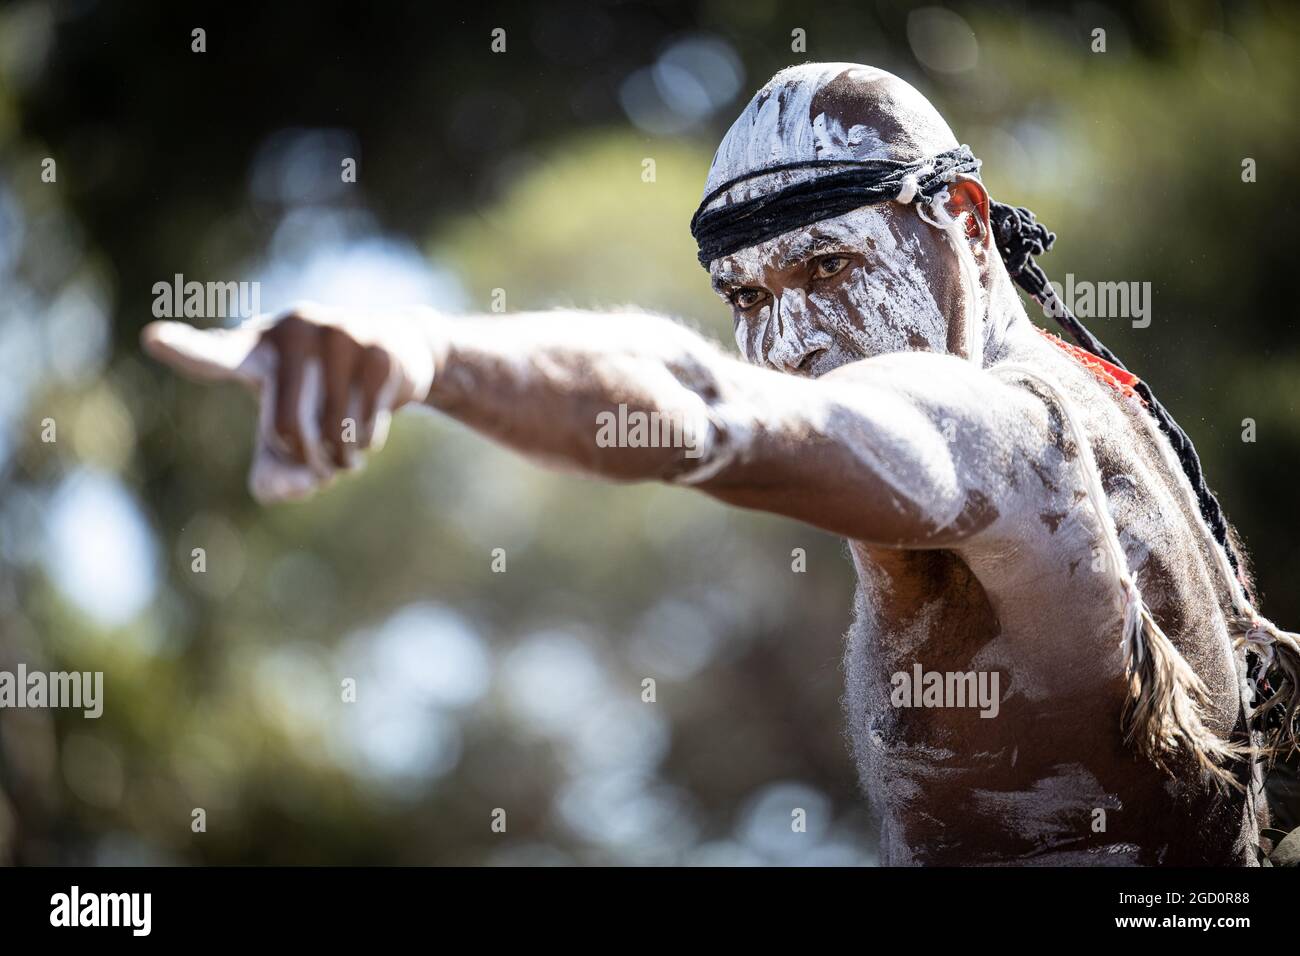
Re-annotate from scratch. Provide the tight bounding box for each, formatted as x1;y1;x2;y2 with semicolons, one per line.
976;267;1035;368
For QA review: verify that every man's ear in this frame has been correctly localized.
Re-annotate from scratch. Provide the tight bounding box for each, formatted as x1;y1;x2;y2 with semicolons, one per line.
944;176;990;247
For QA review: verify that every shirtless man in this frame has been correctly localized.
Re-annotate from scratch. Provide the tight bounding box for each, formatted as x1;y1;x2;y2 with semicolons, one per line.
144;63;1292;865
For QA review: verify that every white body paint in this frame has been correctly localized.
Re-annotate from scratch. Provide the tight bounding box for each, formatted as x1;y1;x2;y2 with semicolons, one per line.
143;61;1282;864
697;63;1267;864
702;62;957;199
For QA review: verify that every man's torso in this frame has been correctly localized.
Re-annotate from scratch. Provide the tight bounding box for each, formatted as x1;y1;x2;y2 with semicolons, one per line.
841;336;1258;865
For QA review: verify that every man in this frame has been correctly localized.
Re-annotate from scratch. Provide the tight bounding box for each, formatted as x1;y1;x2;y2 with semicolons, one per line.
144;63;1296;865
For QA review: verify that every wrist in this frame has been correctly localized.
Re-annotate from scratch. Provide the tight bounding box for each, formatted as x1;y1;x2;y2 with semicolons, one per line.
376;305;444;406
405;306;461;409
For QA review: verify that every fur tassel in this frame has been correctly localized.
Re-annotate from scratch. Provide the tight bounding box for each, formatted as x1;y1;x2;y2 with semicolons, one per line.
1233;616;1300;763
1120;580;1248;790
995;361;1249;786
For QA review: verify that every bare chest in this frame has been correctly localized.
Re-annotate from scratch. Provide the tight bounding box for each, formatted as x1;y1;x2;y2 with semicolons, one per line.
841;533;1247;864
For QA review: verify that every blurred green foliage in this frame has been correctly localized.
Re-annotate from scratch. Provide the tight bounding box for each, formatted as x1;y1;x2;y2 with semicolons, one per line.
0;0;1296;864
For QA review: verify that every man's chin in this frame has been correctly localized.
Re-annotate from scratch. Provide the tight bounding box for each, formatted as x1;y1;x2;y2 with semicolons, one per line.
804;352;856;378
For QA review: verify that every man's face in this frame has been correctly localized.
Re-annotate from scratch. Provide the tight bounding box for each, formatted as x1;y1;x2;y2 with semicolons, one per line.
710;203;952;377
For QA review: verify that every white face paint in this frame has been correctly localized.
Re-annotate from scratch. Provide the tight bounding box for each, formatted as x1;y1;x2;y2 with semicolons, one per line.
715;205;949;375
701;62;977;375
921;194;986;365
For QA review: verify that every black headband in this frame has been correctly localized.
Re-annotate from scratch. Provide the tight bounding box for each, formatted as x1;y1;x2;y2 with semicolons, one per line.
688;141;1248;586
689;145;983;267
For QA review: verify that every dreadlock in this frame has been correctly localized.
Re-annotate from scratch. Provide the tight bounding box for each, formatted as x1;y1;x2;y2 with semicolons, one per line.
989;203;1300;767
988;202;1247;589
691;145;1300;770
691;147;1245;585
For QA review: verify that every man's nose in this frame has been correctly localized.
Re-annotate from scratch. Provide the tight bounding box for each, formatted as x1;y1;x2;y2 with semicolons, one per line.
768;289;821;373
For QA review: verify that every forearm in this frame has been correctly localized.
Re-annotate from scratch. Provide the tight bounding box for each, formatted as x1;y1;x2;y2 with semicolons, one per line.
422;309;746;483
142;304;1038;543
413;310;1037;551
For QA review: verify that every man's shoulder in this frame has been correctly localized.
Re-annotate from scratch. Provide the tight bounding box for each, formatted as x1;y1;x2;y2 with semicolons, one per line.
821;349;973;382
818;349;1057;439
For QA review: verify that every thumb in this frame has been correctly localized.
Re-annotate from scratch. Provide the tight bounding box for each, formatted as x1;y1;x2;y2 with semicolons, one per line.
141;321;266;387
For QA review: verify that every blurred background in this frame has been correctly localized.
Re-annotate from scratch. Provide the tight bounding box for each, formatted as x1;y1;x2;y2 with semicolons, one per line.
0;0;1296;865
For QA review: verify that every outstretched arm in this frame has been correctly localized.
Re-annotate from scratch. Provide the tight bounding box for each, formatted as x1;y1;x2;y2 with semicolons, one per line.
143;305;1044;548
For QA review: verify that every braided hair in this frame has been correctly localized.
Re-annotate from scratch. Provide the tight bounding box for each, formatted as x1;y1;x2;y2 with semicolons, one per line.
989;203;1247;589
690;146;1248;591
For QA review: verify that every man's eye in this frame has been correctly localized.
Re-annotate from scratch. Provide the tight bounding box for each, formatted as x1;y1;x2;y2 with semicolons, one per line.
731;288;766;310
813;255;848;279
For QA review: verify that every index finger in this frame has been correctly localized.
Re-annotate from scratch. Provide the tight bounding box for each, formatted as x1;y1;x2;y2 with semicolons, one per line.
141;321;266;387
